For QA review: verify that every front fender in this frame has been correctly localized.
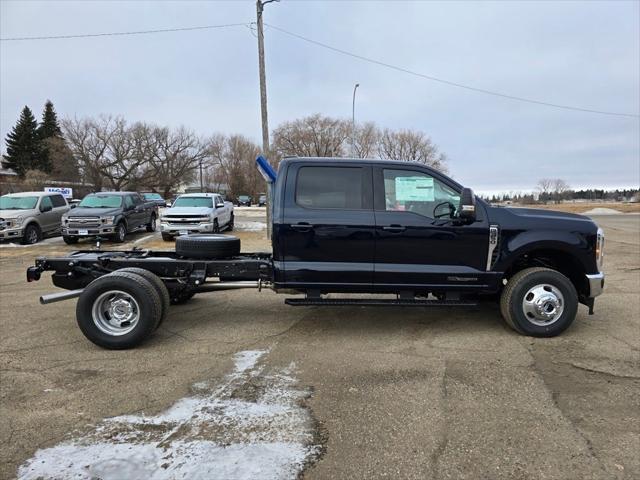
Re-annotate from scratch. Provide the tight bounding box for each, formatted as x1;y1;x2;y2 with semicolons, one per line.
495;229;595;273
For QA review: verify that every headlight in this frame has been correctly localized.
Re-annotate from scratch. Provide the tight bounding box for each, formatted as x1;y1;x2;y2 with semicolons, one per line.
100;216;116;224
595;227;604;270
61;215;69;224
13;216;24;226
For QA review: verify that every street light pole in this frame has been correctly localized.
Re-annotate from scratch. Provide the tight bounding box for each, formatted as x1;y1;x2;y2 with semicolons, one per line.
351;83;360;157
199;159;204;192
256;0;278;237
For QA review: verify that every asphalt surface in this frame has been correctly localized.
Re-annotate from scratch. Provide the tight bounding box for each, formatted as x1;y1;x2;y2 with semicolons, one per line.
0;212;638;479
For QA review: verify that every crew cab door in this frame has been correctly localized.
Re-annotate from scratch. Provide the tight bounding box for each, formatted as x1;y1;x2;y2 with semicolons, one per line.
214;195;230;225
281;163;375;288
373;166;491;290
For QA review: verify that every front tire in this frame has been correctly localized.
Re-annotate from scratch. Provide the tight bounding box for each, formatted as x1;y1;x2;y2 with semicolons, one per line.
227;214;234;232
63;235;79;245
112;222;127;243
161;233;174;241
21;224;41;245
500;267;578;337
76;271;162;349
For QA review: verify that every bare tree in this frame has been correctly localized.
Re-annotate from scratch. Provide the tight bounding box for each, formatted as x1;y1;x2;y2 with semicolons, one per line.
209;134;260;200
142;126;208;198
536;178;554;203
377;128;448;172
271;114;350;159
552;179;571;204
352;122;380;158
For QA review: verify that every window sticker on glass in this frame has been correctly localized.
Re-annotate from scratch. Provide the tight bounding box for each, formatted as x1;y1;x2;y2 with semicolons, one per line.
395;176;435;202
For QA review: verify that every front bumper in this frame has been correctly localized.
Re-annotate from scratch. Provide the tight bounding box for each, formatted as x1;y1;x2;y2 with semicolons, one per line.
160;222;213;236
0;227;23;240
586;272;605;298
62;226;116;237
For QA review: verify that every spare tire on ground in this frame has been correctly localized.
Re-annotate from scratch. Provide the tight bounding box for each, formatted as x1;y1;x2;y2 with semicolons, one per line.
175;234;241;259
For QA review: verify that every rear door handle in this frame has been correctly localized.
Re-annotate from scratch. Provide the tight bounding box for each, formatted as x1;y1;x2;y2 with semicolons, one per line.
382;225;406;233
291;223;313;232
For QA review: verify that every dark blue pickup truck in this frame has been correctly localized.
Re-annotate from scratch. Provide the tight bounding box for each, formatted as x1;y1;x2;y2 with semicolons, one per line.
27;157;604;349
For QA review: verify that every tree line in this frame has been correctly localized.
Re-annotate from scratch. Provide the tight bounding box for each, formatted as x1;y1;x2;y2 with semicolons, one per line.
3;106;448;200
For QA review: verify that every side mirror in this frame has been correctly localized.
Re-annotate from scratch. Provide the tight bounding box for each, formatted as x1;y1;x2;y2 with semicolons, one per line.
215;203;224;209
69;204;77;209
459;188;476;221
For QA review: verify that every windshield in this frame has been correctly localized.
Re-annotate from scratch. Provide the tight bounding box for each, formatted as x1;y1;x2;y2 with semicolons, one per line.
144;193;163;200
79;194;123;208
239;196;250;201
173;197;213;208
0;196;39;210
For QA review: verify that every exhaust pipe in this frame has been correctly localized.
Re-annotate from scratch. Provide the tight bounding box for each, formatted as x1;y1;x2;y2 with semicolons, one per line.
40;289;84;305
196;280;268;292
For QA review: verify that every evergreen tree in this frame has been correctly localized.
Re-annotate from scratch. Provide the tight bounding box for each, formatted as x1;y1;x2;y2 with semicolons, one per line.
36;100;63;173
38;100;62;139
3;106;40;177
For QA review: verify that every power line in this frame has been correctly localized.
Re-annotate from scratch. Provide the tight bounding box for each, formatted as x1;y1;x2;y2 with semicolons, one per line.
265;23;639;119
0;23;250;42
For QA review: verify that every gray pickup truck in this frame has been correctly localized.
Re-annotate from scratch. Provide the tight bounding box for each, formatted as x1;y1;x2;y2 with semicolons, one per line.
61;192;158;244
0;191;70;244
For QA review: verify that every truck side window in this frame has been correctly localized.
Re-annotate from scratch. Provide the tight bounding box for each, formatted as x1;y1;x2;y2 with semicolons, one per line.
50;195;67;207
40;196;53;211
296;167;364;210
124;196;135;209
383;169;460;218
132;194;142;205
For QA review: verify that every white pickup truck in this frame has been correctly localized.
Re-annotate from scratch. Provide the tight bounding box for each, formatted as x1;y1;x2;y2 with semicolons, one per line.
160;193;234;241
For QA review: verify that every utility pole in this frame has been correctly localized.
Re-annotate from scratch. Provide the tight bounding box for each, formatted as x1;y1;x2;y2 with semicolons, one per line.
199;159;204;192
256;0;277;237
351;83;359;157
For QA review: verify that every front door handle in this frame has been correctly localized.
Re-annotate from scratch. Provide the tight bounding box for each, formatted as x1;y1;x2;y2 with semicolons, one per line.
291;223;313;232
382;225;406;233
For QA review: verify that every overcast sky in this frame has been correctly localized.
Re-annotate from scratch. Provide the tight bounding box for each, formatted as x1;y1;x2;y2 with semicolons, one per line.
1;0;638;193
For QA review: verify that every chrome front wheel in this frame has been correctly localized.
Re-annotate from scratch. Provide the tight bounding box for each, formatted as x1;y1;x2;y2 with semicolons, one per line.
522;284;565;326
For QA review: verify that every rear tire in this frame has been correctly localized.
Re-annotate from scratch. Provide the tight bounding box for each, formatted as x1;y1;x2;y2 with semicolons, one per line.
175;234;240;259
146;214;156;232
116;267;170;329
76;271;162;349
63;235;79;245
500;267;578;337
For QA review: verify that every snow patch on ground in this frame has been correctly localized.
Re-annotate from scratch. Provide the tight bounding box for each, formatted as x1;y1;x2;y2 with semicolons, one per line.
18;349;321;480
236;220;267;231
583;207;623;215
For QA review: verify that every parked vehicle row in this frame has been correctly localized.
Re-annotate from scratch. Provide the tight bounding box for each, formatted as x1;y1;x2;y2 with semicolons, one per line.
0;191;161;245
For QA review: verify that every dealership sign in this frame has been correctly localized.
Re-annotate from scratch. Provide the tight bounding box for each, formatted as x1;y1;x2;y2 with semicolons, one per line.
44;187;73;199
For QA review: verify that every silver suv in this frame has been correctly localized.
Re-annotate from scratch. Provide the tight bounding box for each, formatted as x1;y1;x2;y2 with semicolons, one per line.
0;191;70;244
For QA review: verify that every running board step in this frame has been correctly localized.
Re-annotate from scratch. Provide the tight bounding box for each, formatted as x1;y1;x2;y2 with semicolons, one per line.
284;298;477;307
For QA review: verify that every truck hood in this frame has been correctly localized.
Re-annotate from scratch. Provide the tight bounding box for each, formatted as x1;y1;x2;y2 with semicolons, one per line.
0;209;35;218
492;206;598;233
504;207;591;222
66;207;122;217
163;207;213;216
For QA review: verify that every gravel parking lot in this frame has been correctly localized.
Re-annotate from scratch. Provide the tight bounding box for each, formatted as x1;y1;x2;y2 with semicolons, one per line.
1;210;638;479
